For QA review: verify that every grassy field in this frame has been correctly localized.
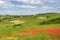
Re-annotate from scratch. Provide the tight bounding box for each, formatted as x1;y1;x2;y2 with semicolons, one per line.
0;13;60;40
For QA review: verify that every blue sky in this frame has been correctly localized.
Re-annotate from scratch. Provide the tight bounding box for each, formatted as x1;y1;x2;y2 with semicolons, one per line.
0;0;60;15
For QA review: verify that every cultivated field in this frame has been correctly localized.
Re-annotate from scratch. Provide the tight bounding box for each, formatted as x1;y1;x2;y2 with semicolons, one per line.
0;13;60;40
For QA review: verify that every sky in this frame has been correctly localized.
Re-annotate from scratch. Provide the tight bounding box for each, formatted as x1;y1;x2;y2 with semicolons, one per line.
0;0;60;15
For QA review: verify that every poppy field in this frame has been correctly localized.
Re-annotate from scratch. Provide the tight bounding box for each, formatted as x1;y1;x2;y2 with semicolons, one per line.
0;13;60;40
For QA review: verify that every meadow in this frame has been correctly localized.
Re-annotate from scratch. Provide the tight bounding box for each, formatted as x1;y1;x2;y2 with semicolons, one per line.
0;13;60;40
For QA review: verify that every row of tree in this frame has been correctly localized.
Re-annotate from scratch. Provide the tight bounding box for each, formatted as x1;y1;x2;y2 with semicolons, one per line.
39;17;60;25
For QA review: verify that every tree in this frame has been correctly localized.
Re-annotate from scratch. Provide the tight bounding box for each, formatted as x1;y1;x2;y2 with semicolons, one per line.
47;16;49;18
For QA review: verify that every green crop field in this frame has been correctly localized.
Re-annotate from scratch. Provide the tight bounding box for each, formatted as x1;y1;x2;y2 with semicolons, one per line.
0;13;60;40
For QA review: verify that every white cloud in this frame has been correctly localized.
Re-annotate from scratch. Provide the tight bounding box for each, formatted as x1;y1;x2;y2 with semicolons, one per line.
44;0;55;3
0;0;14;8
20;5;37;9
0;0;39;9
0;10;19;15
0;0;8;8
17;0;43;5
0;0;4;4
30;0;43;4
56;7;60;9
42;6;54;10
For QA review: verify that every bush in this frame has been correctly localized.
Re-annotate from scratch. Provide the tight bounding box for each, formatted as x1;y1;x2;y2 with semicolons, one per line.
13;24;22;28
